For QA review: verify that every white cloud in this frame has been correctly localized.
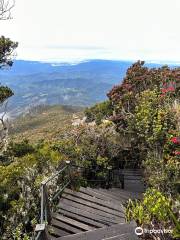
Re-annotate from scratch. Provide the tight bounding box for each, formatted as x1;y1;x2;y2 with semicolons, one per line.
0;0;180;62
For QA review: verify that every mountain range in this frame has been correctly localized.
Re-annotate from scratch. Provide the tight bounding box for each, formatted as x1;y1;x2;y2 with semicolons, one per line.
0;59;165;118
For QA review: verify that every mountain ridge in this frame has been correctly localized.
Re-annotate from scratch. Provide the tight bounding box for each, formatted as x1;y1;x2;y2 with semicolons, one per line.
0;59;174;118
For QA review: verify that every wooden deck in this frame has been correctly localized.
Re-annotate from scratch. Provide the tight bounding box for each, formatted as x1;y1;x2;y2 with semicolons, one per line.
48;186;142;240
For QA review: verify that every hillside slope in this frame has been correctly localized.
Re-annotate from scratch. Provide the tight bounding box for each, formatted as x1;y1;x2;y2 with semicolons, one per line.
9;105;83;142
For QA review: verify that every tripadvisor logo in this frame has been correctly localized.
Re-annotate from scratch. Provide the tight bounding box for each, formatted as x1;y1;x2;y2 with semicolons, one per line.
135;227;143;236
135;227;173;236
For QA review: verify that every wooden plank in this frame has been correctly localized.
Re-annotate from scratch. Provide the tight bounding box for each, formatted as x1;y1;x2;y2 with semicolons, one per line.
58;208;106;228
64;189;123;213
80;187;123;209
88;188;121;200
51;219;83;234
93;189;128;203
59;198;121;224
56;222;137;240
61;193;124;218
53;213;95;231
103;233;138;240
105;188;141;199
48;225;70;237
110;189;141;199
58;201;116;225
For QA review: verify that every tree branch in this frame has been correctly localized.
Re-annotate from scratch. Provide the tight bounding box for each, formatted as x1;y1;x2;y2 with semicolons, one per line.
0;0;15;20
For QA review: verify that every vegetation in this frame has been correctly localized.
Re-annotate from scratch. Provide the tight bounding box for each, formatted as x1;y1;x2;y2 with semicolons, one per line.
0;0;18;153
9;105;83;142
106;61;180;239
0;1;179;240
85;100;113;124
0;59;179;239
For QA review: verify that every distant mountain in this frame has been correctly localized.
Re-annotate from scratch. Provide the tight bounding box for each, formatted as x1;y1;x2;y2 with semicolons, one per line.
0;59;165;118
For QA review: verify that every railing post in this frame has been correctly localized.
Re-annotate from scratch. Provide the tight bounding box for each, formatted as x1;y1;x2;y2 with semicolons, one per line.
119;170;124;189
35;224;51;240
43;184;51;223
66;160;71;183
107;166;112;189
40;184;44;224
40;182;51;224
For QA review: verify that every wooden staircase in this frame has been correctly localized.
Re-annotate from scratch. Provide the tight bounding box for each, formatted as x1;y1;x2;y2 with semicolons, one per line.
48;187;142;240
34;166;144;240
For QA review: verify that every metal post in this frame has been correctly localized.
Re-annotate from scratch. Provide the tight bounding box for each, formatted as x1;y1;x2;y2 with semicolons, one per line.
107;166;112;189
40;184;44;224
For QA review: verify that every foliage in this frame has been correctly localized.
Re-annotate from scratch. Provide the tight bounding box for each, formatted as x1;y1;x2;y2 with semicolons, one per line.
84;100;113;124
0;85;14;103
0;140;64;239
126;188;180;239
104;61;180;238
0;35;18;69
53;122;122;185
0;20;18;152
1;61;180;239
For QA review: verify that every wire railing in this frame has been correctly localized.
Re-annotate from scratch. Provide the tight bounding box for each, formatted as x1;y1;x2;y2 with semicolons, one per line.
34;161;71;240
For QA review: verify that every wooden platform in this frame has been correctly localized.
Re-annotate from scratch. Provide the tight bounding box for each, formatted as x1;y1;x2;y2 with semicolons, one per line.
48;187;142;240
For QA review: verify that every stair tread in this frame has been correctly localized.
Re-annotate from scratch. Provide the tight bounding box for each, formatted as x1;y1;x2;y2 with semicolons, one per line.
57;201;115;225
59;199;120;224
48;185;142;239
51;218;83;234
64;188;123;212
61;193;124;218
53;213;95;231
103;232;138;240
58;208;106;228
55;222;137;240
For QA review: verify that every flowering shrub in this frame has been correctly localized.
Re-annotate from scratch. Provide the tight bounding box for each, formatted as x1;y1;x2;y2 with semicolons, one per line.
105;61;180;238
160;80;176;97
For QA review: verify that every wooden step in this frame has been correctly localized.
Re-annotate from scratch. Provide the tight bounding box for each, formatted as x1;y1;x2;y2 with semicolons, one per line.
103;233;138;240
64;188;123;212
48;187;141;239
108;188;142;199
56;222;137;240
53;213;95;231
79;187;123;206
48;225;70;237
51;218;83;234
57;201;115;225
95;189;132;203
61;193;124;218
59;198;123;223
58;208;106;228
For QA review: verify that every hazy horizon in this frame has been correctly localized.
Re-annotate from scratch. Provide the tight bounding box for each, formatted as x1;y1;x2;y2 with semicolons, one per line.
0;0;180;63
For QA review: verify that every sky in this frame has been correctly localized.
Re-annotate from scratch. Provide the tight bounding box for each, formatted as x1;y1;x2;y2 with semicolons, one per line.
0;0;180;63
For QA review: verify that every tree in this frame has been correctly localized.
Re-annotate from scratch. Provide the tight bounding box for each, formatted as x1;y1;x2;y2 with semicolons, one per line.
0;0;15;20
0;1;18;152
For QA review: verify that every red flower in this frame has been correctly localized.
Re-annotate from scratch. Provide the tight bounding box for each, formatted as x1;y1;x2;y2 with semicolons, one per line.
174;151;180;155
161;88;167;93
170;137;180;144
167;86;175;92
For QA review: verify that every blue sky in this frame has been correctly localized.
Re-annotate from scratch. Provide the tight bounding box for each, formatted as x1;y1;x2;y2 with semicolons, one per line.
0;0;180;63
